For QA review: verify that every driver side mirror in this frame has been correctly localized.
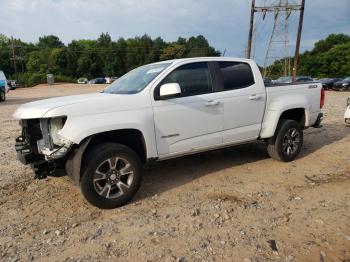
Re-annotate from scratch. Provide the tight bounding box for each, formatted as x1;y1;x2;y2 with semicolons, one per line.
159;83;181;99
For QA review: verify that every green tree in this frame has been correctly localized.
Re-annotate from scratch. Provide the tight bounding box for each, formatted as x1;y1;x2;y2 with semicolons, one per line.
268;33;350;78
26;51;41;72
37;35;64;49
1;33;221;86
160;44;186;60
311;33;350;54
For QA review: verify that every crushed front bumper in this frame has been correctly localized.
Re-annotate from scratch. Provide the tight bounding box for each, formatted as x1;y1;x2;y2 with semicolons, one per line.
15;135;44;165
15;118;72;179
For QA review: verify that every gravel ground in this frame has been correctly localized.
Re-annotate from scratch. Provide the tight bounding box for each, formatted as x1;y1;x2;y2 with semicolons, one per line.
0;84;349;262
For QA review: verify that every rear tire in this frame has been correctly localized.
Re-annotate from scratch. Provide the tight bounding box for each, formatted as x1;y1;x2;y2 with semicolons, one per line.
80;143;142;209
267;119;303;162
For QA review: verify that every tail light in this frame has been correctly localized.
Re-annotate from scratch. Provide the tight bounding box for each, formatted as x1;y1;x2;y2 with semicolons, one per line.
320;88;325;109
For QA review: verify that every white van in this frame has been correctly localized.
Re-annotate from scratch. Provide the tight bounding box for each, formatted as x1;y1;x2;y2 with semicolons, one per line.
0;70;9;102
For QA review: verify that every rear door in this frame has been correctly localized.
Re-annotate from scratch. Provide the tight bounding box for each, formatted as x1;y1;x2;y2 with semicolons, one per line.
214;61;266;143
152;62;224;157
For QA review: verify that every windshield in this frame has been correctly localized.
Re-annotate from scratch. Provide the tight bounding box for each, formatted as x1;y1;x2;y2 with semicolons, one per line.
104;63;171;94
344;77;350;81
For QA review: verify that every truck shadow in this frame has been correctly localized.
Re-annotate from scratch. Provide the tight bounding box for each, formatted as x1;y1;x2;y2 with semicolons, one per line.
137;142;269;200
136;122;348;201
300;122;349;157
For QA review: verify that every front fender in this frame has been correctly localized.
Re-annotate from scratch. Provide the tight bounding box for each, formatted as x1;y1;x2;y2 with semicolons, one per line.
56;109;158;159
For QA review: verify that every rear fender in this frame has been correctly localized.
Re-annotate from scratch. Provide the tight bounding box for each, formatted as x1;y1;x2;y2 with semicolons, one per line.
260;105;308;139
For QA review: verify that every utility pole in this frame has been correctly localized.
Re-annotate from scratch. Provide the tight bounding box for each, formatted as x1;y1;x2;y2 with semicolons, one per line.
247;0;305;79
292;0;305;81
247;0;255;59
9;37;24;81
10;36;18;80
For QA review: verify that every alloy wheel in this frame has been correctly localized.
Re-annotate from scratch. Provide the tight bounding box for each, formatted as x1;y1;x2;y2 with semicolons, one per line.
93;157;134;199
282;128;300;156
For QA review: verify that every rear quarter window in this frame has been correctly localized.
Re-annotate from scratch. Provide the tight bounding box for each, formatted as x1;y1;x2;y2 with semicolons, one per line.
218;61;255;90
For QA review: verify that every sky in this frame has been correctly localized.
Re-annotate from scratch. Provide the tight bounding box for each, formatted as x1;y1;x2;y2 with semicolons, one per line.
1;0;349;65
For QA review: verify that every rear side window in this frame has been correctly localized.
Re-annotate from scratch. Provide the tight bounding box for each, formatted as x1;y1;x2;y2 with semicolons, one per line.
158;62;212;98
218;61;255;90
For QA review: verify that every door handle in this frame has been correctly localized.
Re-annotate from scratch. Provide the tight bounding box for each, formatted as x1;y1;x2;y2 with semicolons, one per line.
249;94;262;100
205;100;220;106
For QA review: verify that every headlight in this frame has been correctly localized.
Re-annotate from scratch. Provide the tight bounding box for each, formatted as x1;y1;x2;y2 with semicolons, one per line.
49;116;67;146
342;83;349;86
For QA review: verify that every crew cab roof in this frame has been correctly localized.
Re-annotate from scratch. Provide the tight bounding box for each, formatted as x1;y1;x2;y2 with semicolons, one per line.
151;57;254;66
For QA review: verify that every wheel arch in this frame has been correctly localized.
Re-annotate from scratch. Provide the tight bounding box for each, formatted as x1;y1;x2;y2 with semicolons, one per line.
65;128;148;185
260;107;307;139
279;108;306;127
84;129;147;164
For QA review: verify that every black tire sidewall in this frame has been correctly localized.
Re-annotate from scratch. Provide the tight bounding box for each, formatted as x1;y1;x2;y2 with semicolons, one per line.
275;120;303;162
80;143;142;209
0;91;5;101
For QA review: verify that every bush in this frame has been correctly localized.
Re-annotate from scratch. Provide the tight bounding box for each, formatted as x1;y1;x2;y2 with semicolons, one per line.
17;73;75;87
55;75;75;83
28;73;46;86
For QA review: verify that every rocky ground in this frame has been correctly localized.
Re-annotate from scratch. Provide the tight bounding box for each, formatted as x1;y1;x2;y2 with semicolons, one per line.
0;84;349;262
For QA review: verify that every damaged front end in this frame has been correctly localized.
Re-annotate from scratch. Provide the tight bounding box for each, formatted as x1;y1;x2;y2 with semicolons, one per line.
15;117;73;179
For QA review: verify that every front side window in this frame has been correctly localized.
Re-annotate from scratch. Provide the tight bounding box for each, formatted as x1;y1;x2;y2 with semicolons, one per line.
218;61;255;90
157;62;212;98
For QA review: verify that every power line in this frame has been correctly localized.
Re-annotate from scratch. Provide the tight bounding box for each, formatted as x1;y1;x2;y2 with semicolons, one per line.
9;46;217;54
247;0;305;80
262;0;291;78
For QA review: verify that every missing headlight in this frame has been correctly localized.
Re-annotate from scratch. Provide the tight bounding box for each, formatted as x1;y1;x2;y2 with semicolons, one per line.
49;117;67;146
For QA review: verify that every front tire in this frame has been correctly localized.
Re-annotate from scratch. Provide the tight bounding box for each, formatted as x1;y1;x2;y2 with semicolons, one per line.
80;143;142;209
267;119;303;162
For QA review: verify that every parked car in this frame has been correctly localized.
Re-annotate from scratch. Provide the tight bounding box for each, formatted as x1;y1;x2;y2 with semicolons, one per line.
321;78;343;90
274;76;291;84
7;80;19;90
110;76;118;83
89;78;107;84
263;78;273;85
333;77;350;91
295;76;314;83
95;78;107;84
13;57;324;208
345;96;350;126
105;77;118;84
0;71;9;102
274;76;314;84
77;77;88;84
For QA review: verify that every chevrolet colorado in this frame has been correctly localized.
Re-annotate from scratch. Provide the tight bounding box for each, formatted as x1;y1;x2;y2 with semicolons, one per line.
14;57;324;208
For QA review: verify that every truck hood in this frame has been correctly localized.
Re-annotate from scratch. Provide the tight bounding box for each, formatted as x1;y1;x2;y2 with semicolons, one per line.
13;92;149;119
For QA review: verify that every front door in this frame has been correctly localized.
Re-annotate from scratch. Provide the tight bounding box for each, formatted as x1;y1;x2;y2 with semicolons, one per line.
152;62;223;157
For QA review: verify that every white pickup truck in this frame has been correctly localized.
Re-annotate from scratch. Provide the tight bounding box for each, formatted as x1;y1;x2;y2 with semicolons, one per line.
14;57;324;208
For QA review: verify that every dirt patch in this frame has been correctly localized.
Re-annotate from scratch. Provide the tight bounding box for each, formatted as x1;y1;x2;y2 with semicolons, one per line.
0;85;349;261
305;172;350;185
